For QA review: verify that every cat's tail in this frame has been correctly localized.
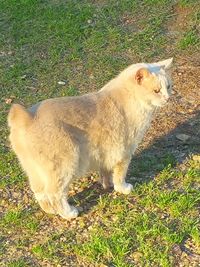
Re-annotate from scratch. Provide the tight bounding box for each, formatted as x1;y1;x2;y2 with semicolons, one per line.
8;104;33;130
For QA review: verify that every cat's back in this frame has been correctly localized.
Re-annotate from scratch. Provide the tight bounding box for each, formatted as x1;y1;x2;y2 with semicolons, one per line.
30;93;99;127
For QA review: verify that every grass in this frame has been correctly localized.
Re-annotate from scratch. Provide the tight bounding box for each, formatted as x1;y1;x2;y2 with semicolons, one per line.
0;0;200;266
71;160;200;266
1;157;199;266
179;29;199;49
7;259;28;267
0;205;40;233
178;4;200;49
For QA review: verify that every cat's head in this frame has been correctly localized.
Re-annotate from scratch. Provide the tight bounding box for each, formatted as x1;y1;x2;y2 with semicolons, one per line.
123;58;173;107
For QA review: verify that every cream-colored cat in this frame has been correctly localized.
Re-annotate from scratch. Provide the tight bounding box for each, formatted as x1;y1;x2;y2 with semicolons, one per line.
8;58;173;219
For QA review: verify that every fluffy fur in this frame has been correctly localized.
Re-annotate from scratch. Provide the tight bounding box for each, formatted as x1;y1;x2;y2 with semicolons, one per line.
8;58;173;219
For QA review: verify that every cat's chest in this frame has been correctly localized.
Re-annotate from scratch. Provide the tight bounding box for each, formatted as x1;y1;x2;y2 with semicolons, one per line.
129;111;153;144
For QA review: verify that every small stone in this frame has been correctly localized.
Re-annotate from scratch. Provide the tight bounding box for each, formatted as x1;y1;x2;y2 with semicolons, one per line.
0;51;6;56
172;244;182;255
188;109;194;113
5;98;12;104
131;251;143;261
21;74;27;79
112;215;118;222
87;19;92;24
26;86;37;91
192;155;200;162
58;81;66;85
176;134;190;142
188;121;196;127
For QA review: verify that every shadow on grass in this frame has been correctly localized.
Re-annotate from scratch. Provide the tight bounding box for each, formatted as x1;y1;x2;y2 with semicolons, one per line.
70;109;200;214
130;109;200;183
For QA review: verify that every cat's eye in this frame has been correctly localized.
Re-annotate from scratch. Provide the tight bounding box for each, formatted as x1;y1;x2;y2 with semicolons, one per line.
154;88;160;93
167;84;170;90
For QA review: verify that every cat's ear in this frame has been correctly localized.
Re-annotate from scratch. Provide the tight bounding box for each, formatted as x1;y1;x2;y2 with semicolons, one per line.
135;68;150;85
156;58;173;70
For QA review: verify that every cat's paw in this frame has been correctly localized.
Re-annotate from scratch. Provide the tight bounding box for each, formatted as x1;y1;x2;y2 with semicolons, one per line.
59;206;79;220
114;182;133;194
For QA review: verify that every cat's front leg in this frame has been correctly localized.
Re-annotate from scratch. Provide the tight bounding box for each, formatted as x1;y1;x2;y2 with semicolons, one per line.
113;158;133;194
99;169;113;189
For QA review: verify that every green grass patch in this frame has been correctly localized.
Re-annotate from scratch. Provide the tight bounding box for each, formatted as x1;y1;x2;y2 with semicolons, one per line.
1;206;40;234
0;150;26;188
179;0;200;7
178;6;200;50
179;29;200;49
73;159;200;266
131;153;176;178
7;259;28;267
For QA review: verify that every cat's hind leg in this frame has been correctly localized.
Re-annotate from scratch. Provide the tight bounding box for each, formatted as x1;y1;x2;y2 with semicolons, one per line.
112;158;133;194
29;166;77;218
45;176;78;219
27;167;57;214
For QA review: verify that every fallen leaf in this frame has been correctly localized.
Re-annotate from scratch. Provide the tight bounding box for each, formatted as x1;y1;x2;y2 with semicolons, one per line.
176;134;190;142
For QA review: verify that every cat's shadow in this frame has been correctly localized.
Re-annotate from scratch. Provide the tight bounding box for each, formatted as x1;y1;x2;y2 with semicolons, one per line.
69;110;200;215
69;181;113;215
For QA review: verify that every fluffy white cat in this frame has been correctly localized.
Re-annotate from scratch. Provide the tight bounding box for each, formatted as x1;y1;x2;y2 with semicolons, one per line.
8;58;173;219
